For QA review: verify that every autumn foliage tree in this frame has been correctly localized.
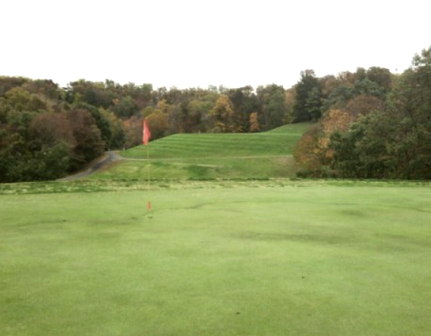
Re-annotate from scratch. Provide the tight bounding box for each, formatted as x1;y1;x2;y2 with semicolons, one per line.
249;112;260;132
293;124;325;175
293;108;356;176
345;94;385;118
209;95;236;132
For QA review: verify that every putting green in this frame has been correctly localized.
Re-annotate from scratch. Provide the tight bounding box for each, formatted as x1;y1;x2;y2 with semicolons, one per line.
1;181;430;336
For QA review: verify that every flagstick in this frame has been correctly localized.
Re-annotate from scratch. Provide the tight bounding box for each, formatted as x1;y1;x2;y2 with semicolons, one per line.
146;143;151;212
143;117;151;214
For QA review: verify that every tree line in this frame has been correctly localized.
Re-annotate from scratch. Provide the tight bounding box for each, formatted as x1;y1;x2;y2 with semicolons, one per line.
0;77;293;182
293;46;431;180
1;46;429;182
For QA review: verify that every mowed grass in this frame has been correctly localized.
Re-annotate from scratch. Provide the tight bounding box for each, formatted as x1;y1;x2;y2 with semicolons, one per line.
93;123;311;180
92;156;296;181
122;123;310;159
1;180;431;336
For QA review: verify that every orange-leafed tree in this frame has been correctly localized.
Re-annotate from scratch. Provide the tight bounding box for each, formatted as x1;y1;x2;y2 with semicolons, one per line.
209;95;235;132
293;109;357;176
293;124;325;174
319;109;356;156
249;112;260;132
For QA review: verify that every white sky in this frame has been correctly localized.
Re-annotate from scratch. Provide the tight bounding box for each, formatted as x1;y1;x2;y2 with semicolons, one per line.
1;0;429;89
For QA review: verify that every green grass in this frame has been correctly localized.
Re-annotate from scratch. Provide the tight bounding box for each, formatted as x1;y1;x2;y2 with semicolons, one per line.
93;123;312;181
1;123;430;335
121;122;311;160
266;122;313;134
91;156;296;181
1;180;431;336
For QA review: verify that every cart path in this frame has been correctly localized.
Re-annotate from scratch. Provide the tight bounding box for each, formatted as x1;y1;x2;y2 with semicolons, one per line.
57;151;123;181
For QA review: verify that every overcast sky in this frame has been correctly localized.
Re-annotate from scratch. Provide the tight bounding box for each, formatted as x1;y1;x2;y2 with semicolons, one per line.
1;0;429;89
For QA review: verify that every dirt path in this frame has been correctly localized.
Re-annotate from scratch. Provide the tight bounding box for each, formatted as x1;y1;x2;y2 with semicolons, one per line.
57;151;123;181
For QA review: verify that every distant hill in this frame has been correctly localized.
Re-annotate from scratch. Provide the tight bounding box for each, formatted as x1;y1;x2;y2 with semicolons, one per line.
122;122;312;159
91;123;312;181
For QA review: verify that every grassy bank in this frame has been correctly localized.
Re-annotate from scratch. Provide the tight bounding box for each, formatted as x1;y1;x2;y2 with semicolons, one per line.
92;123;311;181
121;123;310;160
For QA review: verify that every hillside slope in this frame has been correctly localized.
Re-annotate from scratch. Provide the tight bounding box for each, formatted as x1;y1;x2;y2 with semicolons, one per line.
91;123;312;181
122;122;311;159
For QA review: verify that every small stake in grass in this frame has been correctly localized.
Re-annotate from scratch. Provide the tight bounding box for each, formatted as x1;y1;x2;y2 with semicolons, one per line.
143;118;151;213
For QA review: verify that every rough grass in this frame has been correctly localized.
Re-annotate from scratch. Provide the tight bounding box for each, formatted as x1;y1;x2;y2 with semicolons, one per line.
1;180;431;336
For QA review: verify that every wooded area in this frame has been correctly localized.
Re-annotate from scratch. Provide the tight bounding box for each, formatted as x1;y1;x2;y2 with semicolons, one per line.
294;46;431;179
0;46;430;182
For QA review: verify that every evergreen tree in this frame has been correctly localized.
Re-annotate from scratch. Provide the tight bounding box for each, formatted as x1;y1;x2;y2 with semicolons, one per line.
293;70;322;122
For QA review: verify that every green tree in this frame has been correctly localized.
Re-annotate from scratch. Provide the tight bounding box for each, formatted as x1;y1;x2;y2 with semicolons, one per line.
102;110;125;149
67;108;105;170
22;79;61;100
385;46;431;178
147;110;168;140
329;46;431;180
0;76;30;96
227;86;259;132
293;70;322;122
72;102;112;148
112;95;139;118
4;87;47;113
256;84;286;130
366;67;393;93
330;112;394;178
305;87;322;120
68;80;115;108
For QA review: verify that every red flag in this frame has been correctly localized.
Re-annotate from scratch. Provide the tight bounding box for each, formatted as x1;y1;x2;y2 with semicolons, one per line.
143;118;151;145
